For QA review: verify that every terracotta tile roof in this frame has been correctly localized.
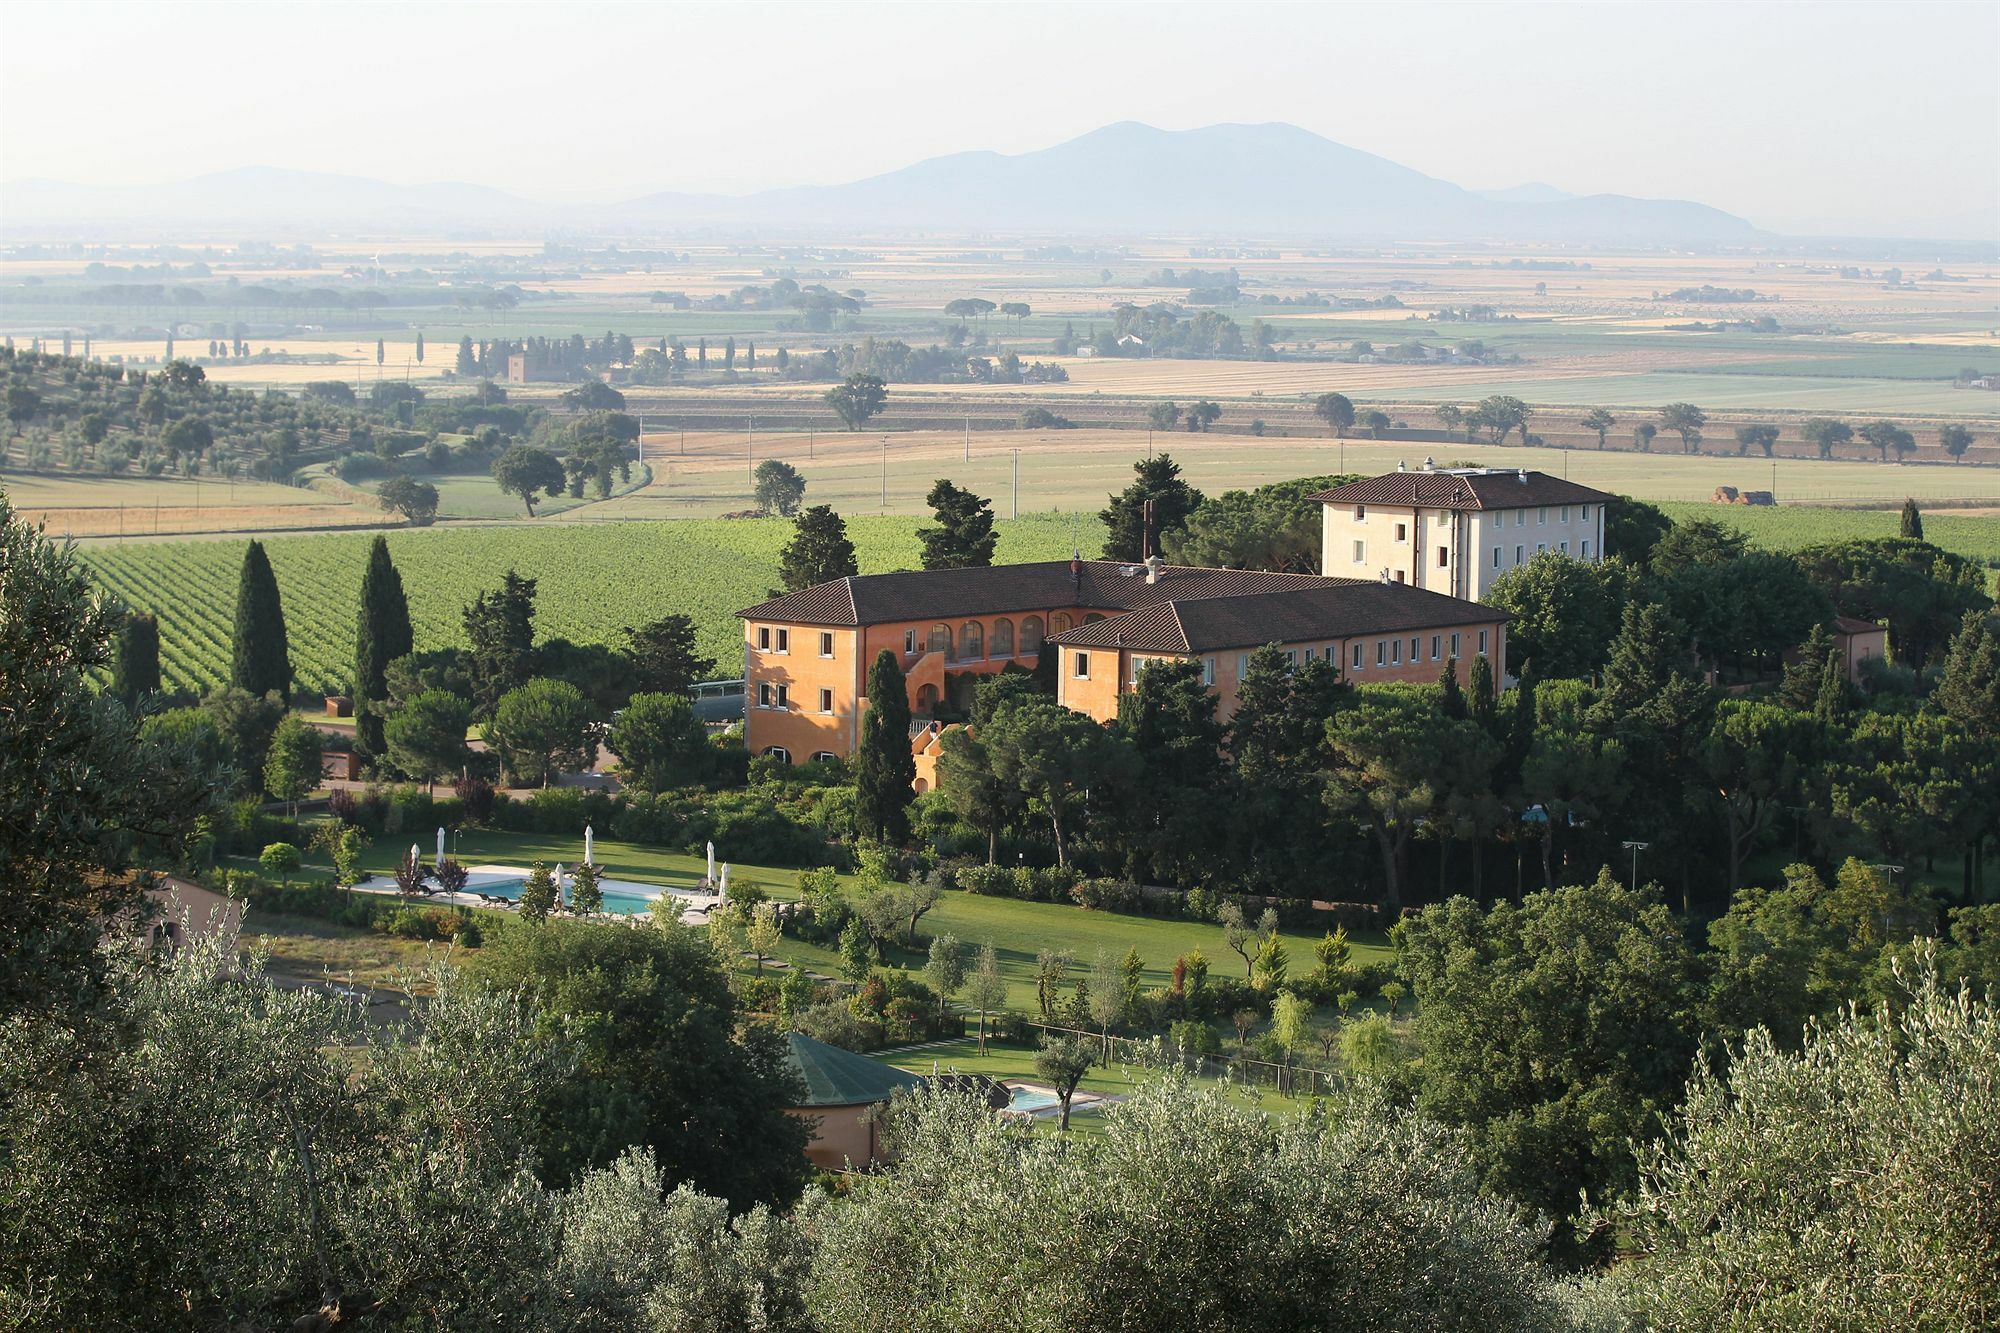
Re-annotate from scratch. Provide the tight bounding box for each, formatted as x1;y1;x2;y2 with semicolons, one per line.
739;561;1339;627
1309;469;1617;510
1049;581;1508;655
1833;615;1884;635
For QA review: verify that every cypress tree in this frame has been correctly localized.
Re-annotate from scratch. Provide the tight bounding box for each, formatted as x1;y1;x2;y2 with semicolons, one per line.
1468;653;1498;734
855;650;916;844
231;540;291;700
354;535;413;758
1813;650;1846;722
1437;655;1466;718
1900;497;1923;540
112;611;160;702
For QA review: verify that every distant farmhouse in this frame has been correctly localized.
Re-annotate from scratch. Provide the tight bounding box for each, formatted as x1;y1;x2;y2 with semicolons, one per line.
736;467;1612;781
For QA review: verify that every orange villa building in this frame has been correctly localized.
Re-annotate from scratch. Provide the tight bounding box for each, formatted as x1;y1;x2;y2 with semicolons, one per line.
737;554;1509;764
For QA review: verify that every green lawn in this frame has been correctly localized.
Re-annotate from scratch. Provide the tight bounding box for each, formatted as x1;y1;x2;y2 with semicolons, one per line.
328;826;1393;1016
879;1037;1317;1135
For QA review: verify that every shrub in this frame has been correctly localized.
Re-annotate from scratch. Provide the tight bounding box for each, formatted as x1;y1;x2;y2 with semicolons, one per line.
793;1001;884;1052
525;785;588;834
957;864;1014;896
1170;1018;1221;1059
458;775;497;826
257;842;302;878
326;787;359;826
1070;878;1140;913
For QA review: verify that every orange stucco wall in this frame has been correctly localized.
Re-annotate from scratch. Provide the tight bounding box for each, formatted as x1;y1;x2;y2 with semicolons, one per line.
1057;620;1510;724
745;604;1103;762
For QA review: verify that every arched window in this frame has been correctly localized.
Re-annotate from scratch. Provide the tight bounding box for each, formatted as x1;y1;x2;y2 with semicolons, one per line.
761;746;791;763
913;777;929;794
1020;616;1045;654
1083;612;1105;624
962;621;984;660
991;617;1015;657
810;751;838;764
1051;612;1073;634
916;683;940;712
927;623;953;659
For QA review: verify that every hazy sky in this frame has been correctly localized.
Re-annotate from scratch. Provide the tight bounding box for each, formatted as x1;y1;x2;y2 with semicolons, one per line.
3;0;1995;238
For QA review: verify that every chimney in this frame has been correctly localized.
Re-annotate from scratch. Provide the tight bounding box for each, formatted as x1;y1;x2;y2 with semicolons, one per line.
1070;549;1082;594
1396;459;1406;472
1517;468;1528;484
1422;455;1435;471
1144;554;1162;585
1380;568;1390;584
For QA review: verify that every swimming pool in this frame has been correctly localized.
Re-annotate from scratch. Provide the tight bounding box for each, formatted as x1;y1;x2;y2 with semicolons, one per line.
1005;1084;1061;1114
463;875;666;916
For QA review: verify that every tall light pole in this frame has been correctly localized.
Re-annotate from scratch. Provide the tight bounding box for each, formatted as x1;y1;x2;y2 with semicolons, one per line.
1621;840;1651;893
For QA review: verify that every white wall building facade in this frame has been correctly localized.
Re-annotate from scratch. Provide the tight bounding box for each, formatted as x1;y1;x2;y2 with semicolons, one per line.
1315;467;1616;602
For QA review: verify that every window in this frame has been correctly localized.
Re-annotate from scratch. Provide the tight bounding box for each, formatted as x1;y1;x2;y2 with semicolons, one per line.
962;621;984;659
775;628;789;653
1479;629;1489;654
762;746;791;763
1391;640;1403;666
1084;613;1105;624
1395;522;1408;542
1352;643;1365;669
1560;540;1570;555
757;626;771;650
1393;570;1406;584
1284;648;1298;666
1052;612;1073;634
1537;507;1547;526
904;629;918;654
1451;632;1460;657
1410;637;1421;661
1492;547;1502;569
1559;505;1570;523
775;684;789;709
1431;635;1442;660
1437;545;1449;568
1236;654;1249;677
1376;641;1387;667
819;631;834;657
1515;544;1525;564
1517;511;1526;527
991;617;1015;657
1354;504;1367;520
1536;542;1547;555
1581;504;1592;520
1073;651;1090;679
926;623;953;659
1580;540;1592;558
757;682;774;707
818;688;834;714
811;751;837;764
1020;616;1045;653
1352;540;1366;564
1202;657;1216;686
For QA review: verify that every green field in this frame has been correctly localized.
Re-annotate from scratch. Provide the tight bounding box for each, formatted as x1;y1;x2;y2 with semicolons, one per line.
79;514;1081;695
1658;503;2000;566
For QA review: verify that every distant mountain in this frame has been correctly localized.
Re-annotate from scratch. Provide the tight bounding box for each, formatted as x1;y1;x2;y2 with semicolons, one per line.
615;122;1758;243
1474;182;1577;204
2;124;1758;243
2;166;545;232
